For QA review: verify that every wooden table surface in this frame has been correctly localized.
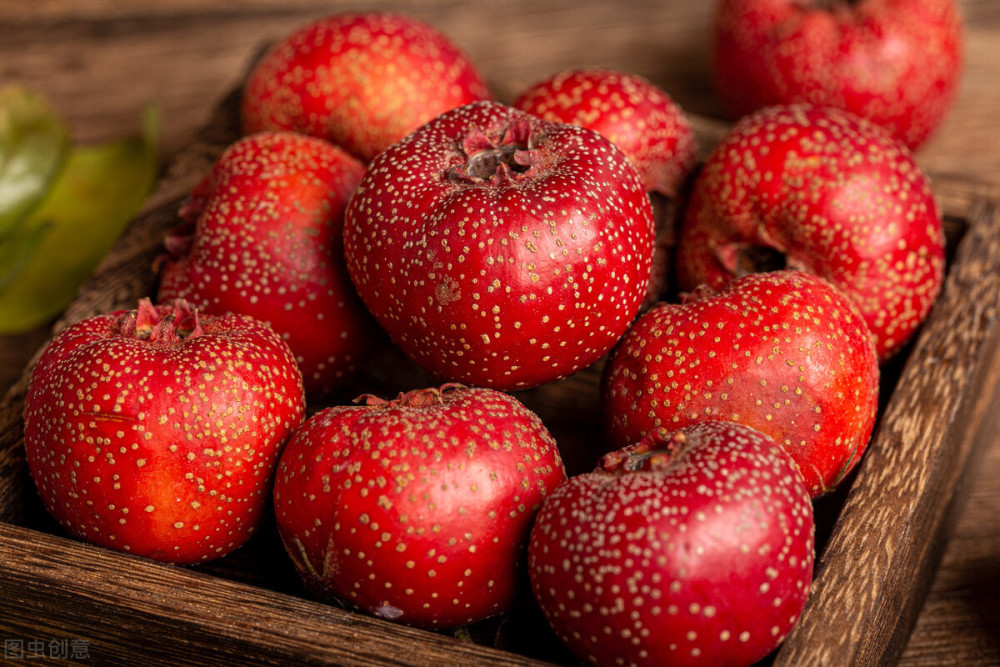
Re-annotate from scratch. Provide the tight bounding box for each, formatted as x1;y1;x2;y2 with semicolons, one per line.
1;1;998;664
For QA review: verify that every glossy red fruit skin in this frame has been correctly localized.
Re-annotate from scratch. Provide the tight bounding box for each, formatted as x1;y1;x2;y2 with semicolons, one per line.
158;130;374;399
23;298;306;565
712;0;963;150
513;70;696;306
241;12;492;163
676;104;945;362
272;384;566;630
343;100;655;391
602;270;879;498
529;421;815;667
512;68;697;197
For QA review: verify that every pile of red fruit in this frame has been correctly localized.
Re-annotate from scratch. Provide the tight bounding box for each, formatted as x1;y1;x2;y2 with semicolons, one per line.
22;4;961;666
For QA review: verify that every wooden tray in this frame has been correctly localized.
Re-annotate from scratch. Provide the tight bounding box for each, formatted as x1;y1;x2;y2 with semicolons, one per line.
3;71;1000;667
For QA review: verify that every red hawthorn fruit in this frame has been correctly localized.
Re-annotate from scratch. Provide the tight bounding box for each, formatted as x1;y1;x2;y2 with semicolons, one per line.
241;12;492;162
529;421;815;667
512;68;697;198
342;100;655;391
271;383;567;630
513;69;697;306
23;298;305;565
158;130;374;399
602;270;879;498
676;104;945;361
712;0;964;149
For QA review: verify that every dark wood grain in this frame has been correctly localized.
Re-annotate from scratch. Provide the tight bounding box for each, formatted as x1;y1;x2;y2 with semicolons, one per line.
900;396;1000;665
0;522;554;666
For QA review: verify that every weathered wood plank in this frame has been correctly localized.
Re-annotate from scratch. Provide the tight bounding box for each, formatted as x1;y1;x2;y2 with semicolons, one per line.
0;522;553;666
0;0;718;164
899;388;1000;666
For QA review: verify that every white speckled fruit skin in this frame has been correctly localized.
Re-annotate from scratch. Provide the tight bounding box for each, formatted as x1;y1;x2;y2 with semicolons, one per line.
272;384;567;630
529;420;815;667
343;100;655;391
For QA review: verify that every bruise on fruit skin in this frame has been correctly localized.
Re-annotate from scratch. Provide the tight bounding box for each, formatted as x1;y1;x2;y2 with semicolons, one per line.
157;131;374;399
343;101;655;391
271;384;567;630
528;421;815;667
22;299;306;565
676;104;945;361
512;68;697;198
602;270;879;498
240;12;492;163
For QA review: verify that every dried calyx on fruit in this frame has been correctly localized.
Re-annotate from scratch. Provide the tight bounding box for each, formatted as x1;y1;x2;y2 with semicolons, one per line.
355;383;465;409
117;297;204;343
599;427;690;474
445;119;542;184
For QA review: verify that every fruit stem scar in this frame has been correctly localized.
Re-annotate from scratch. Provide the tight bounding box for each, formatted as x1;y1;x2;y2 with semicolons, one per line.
716;242;788;278
599;427;687;474
357;383;466;409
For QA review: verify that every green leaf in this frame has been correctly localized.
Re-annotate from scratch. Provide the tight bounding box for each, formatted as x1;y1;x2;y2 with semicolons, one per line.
0;104;161;334
0;218;53;292
0;86;70;241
